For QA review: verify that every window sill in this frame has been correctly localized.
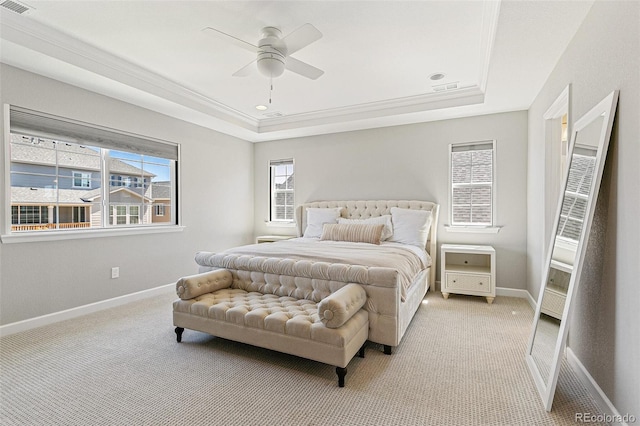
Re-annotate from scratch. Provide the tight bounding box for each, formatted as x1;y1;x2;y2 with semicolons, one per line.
1;225;185;244
265;221;296;228
444;225;501;234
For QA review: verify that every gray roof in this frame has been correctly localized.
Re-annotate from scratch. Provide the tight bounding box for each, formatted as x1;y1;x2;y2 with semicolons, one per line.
151;182;171;199
10;134;155;177
12;186;153;204
11;187;90;204
82;187;153;202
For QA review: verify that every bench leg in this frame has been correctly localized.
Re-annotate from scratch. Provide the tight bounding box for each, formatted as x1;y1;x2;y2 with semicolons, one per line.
336;367;347;387
175;327;184;343
383;345;392;355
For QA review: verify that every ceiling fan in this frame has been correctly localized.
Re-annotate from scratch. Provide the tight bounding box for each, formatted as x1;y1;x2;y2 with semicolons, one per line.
202;23;324;80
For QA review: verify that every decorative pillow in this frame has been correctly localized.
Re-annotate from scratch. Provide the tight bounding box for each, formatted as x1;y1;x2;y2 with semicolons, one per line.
320;223;384;245
318;284;367;328
389;207;432;248
303;207;343;238
338;214;393;240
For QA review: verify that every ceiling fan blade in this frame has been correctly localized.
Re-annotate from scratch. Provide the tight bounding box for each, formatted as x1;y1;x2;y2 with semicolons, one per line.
285;57;324;80
283;23;322;55
232;59;257;77
202;27;258;53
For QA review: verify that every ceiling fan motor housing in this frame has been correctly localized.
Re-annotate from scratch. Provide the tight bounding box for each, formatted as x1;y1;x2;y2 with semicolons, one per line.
257;27;287;78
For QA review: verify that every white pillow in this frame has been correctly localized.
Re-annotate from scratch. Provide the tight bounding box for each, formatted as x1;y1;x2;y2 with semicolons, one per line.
389;207;432;248
303;207;342;238
338;215;393;240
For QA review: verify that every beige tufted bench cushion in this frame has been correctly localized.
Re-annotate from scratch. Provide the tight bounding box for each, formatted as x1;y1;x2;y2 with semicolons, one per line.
173;269;369;387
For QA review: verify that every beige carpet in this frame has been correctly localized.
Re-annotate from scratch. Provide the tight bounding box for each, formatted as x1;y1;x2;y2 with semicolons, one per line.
0;290;606;425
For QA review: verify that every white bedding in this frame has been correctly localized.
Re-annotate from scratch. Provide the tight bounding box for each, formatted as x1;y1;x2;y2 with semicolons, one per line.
197;238;430;301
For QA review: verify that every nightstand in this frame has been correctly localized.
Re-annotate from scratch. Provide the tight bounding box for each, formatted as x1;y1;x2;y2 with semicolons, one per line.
441;244;496;304
540;261;571;319
255;235;294;244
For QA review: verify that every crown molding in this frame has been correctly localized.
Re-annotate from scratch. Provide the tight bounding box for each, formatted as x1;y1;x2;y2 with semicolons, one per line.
478;0;501;93
0;10;258;130
1;3;501;141
257;86;485;133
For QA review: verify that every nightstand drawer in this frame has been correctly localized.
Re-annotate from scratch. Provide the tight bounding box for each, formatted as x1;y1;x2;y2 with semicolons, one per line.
445;272;492;293
540;288;566;320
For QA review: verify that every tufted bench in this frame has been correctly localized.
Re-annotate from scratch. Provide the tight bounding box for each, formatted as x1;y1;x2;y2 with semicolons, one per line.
173;269;369;387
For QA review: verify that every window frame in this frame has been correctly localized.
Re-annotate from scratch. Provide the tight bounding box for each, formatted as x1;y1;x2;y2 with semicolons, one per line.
72;206;87;224
1;104;184;243
72;170;92;189
448;140;497;229
12;205;47;225
154;204;165;217
269;158;295;223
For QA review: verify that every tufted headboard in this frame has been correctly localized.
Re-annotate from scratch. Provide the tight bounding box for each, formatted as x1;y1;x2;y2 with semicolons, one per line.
295;200;440;285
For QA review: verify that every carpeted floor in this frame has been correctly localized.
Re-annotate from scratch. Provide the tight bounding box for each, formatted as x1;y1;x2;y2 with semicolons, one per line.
0;290;607;425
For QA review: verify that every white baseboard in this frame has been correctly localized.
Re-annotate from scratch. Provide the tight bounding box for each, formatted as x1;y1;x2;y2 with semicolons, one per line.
566;348;630;425
0;283;174;337
434;283;535;307
496;287;536;308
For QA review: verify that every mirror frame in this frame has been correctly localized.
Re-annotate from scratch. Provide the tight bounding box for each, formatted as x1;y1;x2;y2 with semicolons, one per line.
526;90;619;411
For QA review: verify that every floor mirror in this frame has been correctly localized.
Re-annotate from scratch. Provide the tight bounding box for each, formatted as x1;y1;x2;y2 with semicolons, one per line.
526;90;618;411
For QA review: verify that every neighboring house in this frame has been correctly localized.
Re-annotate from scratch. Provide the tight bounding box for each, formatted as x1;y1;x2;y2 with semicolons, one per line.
10;134;158;230
150;181;171;223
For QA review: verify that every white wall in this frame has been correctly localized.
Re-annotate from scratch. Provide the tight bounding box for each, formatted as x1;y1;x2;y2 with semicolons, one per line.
254;111;528;289
527;1;639;417
0;64;254;325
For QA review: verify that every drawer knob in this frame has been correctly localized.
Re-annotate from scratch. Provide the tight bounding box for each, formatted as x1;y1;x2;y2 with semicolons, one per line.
479;282;483;285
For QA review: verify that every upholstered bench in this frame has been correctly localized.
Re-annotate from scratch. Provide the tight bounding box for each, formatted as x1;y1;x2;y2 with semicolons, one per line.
173;269;369;387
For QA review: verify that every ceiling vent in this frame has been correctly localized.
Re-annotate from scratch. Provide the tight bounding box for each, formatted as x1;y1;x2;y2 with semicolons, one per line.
262;112;285;118
432;82;459;92
0;0;34;14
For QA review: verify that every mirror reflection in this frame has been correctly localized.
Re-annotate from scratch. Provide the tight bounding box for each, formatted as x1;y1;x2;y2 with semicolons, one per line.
531;115;602;384
527;90;617;413
530;147;597;374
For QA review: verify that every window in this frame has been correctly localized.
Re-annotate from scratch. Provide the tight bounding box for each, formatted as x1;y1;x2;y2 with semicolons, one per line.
556;149;596;242
6;106;179;235
72;206;86;223
449;141;495;226
129;205;140;224
11;206;47;225
72;171;92;188
269;159;294;222
155;204;165;216
111;206;126;225
110;175;122;186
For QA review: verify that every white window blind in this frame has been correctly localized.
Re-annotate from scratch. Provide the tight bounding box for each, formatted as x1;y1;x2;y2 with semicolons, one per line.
556;149;596;242
450;141;495;226
10;106;178;160
269;159;294;222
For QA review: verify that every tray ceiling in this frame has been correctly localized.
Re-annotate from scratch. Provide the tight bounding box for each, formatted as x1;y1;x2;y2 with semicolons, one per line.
0;1;594;142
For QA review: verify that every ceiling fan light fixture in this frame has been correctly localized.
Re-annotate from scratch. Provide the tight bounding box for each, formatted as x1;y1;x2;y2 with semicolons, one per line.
257;27;287;78
257;53;286;78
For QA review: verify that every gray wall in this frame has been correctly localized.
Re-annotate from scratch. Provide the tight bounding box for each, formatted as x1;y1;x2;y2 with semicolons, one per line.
0;64;254;325
527;1;639;417
253;111;528;290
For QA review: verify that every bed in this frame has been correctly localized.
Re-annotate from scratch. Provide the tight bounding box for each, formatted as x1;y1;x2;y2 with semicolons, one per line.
195;200;439;353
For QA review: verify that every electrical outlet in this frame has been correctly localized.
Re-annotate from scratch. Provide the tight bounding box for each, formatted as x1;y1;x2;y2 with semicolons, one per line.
111;267;119;279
